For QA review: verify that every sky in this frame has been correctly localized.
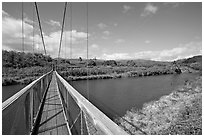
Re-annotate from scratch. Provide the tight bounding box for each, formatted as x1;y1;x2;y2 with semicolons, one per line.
2;2;202;61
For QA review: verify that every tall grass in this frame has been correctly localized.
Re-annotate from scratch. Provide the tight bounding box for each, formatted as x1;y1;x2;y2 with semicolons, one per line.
116;76;202;135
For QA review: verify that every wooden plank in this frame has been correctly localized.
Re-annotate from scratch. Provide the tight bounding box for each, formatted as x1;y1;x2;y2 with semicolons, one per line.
37;72;69;135
45;77;58;135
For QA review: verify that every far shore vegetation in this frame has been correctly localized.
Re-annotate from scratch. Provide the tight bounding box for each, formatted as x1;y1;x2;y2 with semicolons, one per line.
2;50;201;86
2;50;202;135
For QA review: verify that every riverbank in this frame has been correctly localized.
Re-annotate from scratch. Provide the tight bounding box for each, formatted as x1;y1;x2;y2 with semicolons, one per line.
58;65;200;81
116;76;202;135
2;65;199;86
2;76;38;86
2;51;201;86
2;66;52;86
61;69;174;81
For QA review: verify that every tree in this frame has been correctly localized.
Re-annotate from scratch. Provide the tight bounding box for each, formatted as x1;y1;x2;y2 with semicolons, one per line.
88;60;96;66
103;60;117;66
79;57;82;61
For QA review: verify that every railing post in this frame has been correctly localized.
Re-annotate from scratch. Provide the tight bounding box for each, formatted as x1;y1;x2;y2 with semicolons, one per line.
46;73;49;89
81;111;83;135
30;88;34;132
2;70;53;135
41;79;44;97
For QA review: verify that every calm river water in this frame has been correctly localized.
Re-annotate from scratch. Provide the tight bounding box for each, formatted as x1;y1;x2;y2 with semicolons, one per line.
2;73;199;120
69;73;199;120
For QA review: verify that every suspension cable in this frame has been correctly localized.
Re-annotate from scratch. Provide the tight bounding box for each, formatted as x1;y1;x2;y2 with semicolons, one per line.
33;3;35;53
70;2;72;59
58;2;67;59
34;2;47;55
86;2;89;100
22;2;24;52
64;15;66;58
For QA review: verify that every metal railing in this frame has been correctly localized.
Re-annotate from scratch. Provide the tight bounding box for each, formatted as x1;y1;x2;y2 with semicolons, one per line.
55;71;128;135
2;71;53;135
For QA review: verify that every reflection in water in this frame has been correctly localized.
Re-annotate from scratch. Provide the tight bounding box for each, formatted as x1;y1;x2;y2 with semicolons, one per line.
70;73;199;120
2;73;199;130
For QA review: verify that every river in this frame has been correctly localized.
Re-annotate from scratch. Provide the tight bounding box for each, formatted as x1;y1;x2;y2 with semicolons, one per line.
2;73;199;121
69;73;200;120
2;84;25;102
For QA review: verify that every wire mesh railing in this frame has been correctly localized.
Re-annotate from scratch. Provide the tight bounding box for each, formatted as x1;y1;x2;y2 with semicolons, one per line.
55;71;128;135
2;71;53;135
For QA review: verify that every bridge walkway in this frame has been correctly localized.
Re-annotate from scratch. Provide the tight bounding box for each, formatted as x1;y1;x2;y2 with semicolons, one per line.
2;71;128;135
37;72;70;135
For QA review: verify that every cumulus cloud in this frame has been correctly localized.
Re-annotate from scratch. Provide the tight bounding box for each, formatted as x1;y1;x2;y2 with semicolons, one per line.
103;30;110;35
45;19;61;27
134;41;201;61
115;39;125;43
114;23;118;27
123;5;132;13
163;2;181;8
97;23;107;29
101;36;108;40
145;40;151;44
35;30;89;57
141;3;158;17
24;17;35;25
2;12;89;58
98;41;201;61
2;12;34;52
2;10;9;16
2;15;33;38
91;44;99;49
101;53;131;60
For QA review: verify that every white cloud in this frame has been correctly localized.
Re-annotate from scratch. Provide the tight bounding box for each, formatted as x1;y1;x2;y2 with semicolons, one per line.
2;10;9;16
141;3;158;17
2;13;89;58
91;44;99;49
2;16;33;38
115;39;125;43
123;5;132;13
114;23;118;27
134;41;201;61
145;40;151;44
101;53;131;60
97;23;107;29
40;30;89;57
70;30;88;38
103;30;110;35
24;17;35;25
45;19;60;27
102;36;108;40
2;14;34;52
163;2;181;8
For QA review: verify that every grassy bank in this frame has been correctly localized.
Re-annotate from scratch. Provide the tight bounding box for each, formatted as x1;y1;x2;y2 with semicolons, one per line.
59;66;175;81
2;62;199;85
2;66;52;86
2;50;201;86
116;76;202;135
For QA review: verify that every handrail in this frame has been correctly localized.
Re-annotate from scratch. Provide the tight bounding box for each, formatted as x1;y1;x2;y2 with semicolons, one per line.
2;70;53;135
2;70;52;110
55;71;128;135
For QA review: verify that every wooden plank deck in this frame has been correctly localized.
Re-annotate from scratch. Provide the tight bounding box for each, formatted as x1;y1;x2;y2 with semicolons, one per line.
37;73;69;135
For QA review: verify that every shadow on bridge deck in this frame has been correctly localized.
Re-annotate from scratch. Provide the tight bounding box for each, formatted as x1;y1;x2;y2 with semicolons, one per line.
37;73;69;135
2;71;128;135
